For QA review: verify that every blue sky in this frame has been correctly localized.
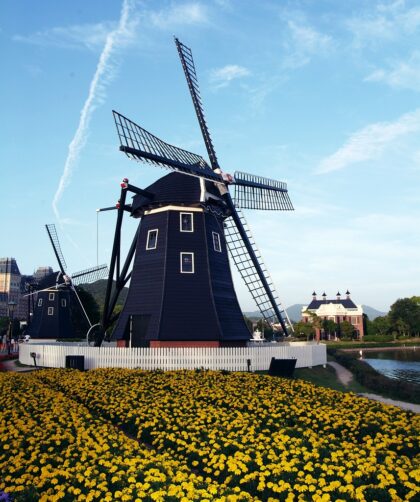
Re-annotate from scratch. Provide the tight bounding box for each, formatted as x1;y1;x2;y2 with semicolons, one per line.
2;0;419;313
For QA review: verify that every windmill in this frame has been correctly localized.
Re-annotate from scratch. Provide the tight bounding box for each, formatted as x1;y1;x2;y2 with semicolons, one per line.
26;224;108;339
97;37;294;348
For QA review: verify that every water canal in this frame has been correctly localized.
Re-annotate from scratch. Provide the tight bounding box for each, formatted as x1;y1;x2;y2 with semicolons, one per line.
359;347;420;385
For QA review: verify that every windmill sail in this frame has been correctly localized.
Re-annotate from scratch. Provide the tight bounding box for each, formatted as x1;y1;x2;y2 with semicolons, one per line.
45;224;67;274
71;264;109;285
232;171;294;211
224;207;293;332
175;37;219;170
112;111;223;184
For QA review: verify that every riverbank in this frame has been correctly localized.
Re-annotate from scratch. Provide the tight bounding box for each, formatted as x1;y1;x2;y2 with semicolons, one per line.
327;360;420;413
342;345;419;352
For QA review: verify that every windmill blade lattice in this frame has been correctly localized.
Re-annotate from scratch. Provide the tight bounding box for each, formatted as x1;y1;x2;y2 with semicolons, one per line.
113;111;223;184
175;37;219;170
71;264;109;286
233;171;294;211
45;224;67;274
224;208;293;331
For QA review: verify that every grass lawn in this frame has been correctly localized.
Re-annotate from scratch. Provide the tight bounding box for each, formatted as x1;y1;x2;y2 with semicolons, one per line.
294;363;370;394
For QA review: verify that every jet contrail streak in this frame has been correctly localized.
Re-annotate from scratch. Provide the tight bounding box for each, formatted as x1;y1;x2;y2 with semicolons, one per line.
52;0;134;222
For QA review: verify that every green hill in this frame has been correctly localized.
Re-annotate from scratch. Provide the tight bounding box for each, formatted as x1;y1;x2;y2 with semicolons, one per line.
80;280;128;310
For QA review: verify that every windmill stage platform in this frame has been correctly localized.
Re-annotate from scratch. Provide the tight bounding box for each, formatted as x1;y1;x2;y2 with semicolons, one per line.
19;341;326;372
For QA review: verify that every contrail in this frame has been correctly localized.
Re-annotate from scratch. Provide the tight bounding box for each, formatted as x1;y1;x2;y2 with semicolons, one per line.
52;0;135;222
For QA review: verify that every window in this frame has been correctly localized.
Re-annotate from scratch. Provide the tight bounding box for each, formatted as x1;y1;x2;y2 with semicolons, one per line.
180;212;193;232
146;229;158;250
61;299;67;307
180;253;194;273
48;307;54;316
38;298;43;307
212;232;222;252
49;292;55;301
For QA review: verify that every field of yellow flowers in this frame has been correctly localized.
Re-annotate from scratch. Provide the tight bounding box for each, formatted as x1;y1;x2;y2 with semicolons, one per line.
0;368;419;502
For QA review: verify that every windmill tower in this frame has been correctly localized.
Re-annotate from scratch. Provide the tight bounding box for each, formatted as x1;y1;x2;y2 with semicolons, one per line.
26;224;108;339
98;38;294;348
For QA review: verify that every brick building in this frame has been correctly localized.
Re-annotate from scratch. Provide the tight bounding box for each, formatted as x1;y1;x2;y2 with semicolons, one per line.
301;290;364;339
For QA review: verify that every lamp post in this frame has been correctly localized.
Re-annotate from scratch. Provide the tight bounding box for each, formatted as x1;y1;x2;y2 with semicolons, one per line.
7;300;16;355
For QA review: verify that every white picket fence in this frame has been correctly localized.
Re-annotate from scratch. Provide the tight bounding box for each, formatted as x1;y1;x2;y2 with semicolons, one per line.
19;341;326;371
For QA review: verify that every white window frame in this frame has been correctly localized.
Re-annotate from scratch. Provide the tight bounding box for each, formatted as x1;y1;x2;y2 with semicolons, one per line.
212;231;222;252
146;229;159;250
61;299;67;307
49;292;55;301
47;307;54;316
38;298;43;307
180;212;194;232
180;252;195;274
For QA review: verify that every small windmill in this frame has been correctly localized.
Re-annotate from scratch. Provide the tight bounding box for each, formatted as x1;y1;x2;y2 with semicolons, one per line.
97;38;294;347
26;224;108;339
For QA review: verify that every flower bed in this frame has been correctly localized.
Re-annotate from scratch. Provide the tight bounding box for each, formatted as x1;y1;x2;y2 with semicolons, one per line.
1;369;419;501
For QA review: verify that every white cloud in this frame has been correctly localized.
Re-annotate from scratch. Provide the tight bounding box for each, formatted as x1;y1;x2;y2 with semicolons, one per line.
150;2;208;28
283;21;332;69
347;3;420;47
317;108;420;174
52;0;138;222
365;51;420;92
13;22;115;51
210;64;250;89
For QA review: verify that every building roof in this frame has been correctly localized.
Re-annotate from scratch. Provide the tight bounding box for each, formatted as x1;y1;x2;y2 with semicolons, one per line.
0;258;21;275
306;298;358;309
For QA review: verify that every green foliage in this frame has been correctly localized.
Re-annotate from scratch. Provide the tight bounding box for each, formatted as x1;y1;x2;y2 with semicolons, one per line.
363;334;393;342
339;320;354;340
79;279;128;311
368;315;392;337
389;297;420;336
70;286;101;338
322;319;337;337
292;321;314;339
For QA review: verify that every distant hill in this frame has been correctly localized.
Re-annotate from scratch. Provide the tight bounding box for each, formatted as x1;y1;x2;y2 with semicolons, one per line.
362;305;387;320
80;279;128;309
245;303;387;322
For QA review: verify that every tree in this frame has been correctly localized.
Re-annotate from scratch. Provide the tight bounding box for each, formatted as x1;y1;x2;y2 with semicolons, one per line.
293;321;315;340
340;320;354;340
395;318;410;338
322;319;338;339
389;298;420;336
370;315;392;337
70;286;101;338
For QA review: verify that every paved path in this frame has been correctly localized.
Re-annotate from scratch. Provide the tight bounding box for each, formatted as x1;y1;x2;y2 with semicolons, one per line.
328;361;419;414
357;393;420;413
0;359;37;372
327;361;353;385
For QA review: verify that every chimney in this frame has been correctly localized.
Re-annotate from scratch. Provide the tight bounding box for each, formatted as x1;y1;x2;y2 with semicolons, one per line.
346;289;350;299
337;291;341;300
322;292;327;302
312;291;317;301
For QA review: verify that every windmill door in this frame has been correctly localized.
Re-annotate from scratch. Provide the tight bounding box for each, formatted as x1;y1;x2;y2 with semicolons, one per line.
130;314;151;347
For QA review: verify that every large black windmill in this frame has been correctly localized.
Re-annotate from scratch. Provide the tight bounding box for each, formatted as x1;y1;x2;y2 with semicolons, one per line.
26;224;108;339
98;38;294;348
